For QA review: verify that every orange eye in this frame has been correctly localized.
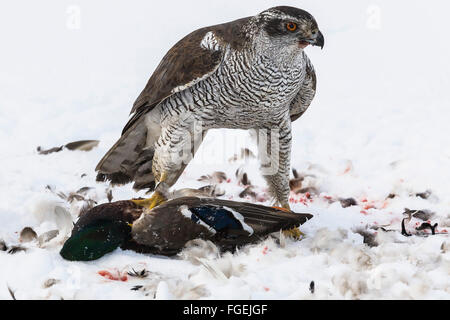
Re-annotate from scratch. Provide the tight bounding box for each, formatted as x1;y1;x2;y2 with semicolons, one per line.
286;22;297;32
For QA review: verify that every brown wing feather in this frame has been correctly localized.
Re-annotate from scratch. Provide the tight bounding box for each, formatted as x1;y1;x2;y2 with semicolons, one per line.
122;17;251;135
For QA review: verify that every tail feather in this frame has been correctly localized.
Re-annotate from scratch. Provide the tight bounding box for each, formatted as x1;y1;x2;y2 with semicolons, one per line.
96;172;133;186
95;115;158;191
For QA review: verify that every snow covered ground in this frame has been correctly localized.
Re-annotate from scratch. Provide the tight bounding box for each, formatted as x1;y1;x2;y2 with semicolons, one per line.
0;0;449;299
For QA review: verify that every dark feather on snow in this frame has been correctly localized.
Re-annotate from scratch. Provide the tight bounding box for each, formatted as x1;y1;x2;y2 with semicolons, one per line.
416;222;438;235
340;198;357;208
0;240;7;251
7;246;27;254
19;227;37;243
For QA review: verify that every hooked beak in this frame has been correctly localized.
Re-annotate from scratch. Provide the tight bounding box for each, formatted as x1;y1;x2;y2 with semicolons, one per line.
301;30;325;50
314;30;324;49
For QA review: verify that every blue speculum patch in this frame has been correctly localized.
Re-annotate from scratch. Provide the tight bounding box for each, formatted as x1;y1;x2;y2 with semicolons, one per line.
189;206;243;231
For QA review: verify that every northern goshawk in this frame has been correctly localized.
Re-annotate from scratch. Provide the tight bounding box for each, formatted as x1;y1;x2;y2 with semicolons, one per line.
96;6;324;212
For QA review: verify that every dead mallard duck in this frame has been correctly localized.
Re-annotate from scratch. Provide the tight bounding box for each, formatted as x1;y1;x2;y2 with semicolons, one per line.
60;197;312;261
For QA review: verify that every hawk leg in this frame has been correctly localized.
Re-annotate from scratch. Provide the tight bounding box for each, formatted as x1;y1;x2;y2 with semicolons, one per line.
256;118;302;239
131;173;169;210
132;114;207;211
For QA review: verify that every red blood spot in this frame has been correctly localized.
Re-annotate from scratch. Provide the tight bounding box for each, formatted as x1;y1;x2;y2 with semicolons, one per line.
442;229;448;233
360;210;368;215
323;195;333;200
120;275;128;282
361;198;368;203
226;178;231;183
262;246;268;255
364;204;375;210
98;270;127;282
263;287;270;292
98;270;115;280
305;192;311;199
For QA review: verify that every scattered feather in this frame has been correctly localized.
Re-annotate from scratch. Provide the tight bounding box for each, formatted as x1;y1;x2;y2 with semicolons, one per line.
197;171;227;184
198;185;225;197
196;258;228;281
289;177;303;193
309;281;315;294
38;230;59;246
239;186;256;200
353;227;378;247
54;206;74;235
43;279;60;288
131;285;143;291
180;239;220;264
107;189;113;203
340;198;357;208
401;218;412;237
37;140;99;155
412;209;434;221
235;168;251;186
170;186;222;199
415;190;432;200
416;222;438;235
37;145;63;155
0;240;7;251
19;227;37;243
65;140;99;151
441;242;448;253
76;187;93;194
7;245;27;254
7;286;16;300
127;268;149;278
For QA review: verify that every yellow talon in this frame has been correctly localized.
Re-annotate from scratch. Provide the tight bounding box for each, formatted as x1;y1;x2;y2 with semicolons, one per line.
131;191;167;210
277;203;304;239
283;227;304;240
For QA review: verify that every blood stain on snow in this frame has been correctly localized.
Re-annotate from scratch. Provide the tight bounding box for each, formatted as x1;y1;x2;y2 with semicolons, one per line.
98;270;128;282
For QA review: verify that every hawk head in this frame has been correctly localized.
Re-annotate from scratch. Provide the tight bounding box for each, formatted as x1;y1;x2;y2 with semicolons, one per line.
255;6;324;52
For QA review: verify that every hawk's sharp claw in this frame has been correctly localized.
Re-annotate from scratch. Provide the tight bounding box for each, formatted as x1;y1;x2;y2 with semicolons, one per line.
283;227;304;240
131;191;167;210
